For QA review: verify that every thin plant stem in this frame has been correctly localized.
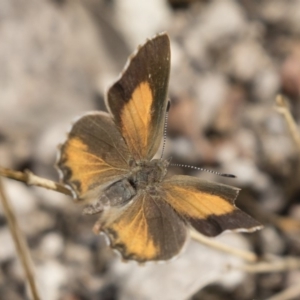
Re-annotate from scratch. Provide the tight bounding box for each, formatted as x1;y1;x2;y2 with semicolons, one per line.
275;94;300;155
0;177;40;300
233;256;300;273
189;230;258;263
0;167;72;196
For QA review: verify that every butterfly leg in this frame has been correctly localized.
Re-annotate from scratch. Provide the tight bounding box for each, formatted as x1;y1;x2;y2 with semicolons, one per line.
83;202;104;215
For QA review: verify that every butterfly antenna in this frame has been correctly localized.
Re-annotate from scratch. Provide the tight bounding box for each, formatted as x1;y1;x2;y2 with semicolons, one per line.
170;163;236;178
160;101;170;159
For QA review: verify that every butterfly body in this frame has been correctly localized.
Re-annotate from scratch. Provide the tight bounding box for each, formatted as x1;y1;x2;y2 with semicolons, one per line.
130;158;169;190
57;33;262;262
82;179;136;215
83;158;168;214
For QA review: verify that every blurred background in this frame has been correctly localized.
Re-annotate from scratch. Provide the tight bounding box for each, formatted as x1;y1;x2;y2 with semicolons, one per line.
1;0;300;299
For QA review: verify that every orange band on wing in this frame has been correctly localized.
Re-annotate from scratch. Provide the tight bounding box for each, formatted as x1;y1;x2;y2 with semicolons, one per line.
120;81;152;159
106;194;157;259
162;176;261;237
164;185;234;218
61;137;126;195
102;191;187;262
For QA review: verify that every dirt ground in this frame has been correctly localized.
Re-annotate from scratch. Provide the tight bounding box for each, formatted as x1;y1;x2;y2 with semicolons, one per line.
1;0;300;299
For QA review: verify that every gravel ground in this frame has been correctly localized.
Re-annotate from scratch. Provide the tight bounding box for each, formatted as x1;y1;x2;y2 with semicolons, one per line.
1;0;300;299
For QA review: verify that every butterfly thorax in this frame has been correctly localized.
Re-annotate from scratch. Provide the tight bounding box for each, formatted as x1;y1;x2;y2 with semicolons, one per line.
130;159;169;191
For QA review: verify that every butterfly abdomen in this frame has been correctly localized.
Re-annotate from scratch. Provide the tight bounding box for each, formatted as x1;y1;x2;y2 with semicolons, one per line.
83;179;136;215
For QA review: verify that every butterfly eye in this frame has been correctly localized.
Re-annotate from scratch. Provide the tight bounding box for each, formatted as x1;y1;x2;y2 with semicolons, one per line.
166;100;171;112
128;178;137;190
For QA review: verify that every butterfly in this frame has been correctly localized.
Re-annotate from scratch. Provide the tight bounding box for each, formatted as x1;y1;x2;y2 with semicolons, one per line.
56;33;262;262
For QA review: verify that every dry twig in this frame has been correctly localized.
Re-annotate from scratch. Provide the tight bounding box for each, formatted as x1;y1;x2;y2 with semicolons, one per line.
0;167;72;196
0;177;40;300
235;256;300;273
190;230;258;263
274;94;300;155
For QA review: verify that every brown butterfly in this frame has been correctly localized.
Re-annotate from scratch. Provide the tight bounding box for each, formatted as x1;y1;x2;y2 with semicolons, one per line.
56;33;262;262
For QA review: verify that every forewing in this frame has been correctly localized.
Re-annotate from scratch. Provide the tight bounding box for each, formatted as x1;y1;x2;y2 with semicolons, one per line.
57;112;132;201
106;33;170;161
100;191;187;262
162;175;262;237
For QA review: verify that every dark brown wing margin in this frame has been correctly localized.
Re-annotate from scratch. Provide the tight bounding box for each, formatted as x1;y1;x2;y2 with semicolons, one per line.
106;33;170;160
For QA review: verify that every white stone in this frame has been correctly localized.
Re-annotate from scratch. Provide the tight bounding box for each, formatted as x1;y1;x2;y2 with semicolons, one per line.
39;233;64;258
0;228;16;262
35;260;68;300
227;40;271;81
200;0;247;43
223;158;269;188
195;73;229;128
114;0;171;48
260;226;285;255
0;178;36;216
253;68;280;101
185;0;247;60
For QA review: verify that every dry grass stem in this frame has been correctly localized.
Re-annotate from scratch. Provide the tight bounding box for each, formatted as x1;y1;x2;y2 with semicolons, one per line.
275;94;300;155
0;167;72;196
235;256;300;274
0;177;41;300
189;230;258;263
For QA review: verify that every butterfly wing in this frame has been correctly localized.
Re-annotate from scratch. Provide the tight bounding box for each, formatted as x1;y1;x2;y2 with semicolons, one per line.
106;33;170;161
99;190;187;262
57;112;133;201
162;175;262;236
